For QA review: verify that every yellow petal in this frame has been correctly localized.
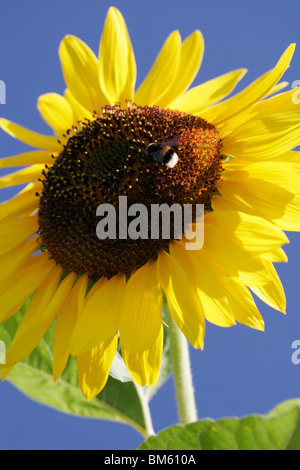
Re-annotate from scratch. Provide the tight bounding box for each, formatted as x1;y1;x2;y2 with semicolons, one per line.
0;252;56;322
0;236;39;284
190;245;264;331
70;274;126;356
99;7;136;106
59;35;108;113
0;182;41;221
135;31;181;106
77;334;118;401
224;150;298;167
119;261;162;353
37;93;75;135
250;261;286;313
53;274;89;382
225;162;300;195
250;87;300;119
157;249;205;349
219;86;300;137
217;276;265;331
265;81;289;97
0;215;38;252
4;270;76;367
270;150;300;163
206;210;288;254
0;164;45;189
223;122;300;160
158;30;204;108
64;88;94;122
202;44;295;126
170;242;236;327
0;118;62;152
261;247;288;263
201;220;272;284
226;112;300;142
171;69;247;114
0;151;55;167
122;325;163;386
218;175;300;231
0;363;13;380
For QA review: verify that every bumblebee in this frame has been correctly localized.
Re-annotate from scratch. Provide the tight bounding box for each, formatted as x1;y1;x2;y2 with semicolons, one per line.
147;139;179;169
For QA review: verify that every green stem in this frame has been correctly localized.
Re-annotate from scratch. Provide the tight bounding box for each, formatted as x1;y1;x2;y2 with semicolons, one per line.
164;304;198;424
135;384;156;438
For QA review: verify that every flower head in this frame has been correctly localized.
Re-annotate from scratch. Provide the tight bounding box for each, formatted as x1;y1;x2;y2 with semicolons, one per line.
0;7;299;400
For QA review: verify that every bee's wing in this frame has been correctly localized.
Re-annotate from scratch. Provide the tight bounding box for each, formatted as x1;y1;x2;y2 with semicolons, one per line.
164;137;180;148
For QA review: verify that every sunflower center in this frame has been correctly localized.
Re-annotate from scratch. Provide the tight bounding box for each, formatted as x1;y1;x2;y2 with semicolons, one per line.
38;104;224;280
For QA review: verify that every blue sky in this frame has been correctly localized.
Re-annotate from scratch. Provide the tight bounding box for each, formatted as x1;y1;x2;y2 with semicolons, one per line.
0;0;300;450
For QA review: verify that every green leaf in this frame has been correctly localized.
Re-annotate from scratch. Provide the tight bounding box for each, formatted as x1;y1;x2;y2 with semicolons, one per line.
139;400;300;450
0;301;172;438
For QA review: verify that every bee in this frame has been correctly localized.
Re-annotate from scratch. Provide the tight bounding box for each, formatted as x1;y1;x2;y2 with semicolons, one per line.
147;138;179;169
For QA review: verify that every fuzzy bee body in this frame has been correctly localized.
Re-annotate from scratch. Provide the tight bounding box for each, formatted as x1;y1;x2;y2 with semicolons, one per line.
147;139;179;169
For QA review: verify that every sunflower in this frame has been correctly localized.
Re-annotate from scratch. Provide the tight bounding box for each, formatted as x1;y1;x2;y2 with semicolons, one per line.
0;7;299;401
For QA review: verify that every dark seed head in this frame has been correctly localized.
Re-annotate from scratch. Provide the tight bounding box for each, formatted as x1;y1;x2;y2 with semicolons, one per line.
38;104;224;280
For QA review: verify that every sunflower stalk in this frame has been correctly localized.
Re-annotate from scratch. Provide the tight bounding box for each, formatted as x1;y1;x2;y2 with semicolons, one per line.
134;384;156;438
164;303;198;424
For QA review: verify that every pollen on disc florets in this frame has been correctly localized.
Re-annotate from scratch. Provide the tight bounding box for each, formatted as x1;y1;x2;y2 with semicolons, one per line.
38;104;224;280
